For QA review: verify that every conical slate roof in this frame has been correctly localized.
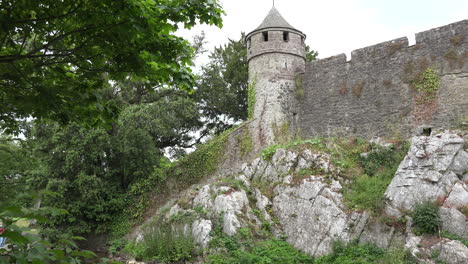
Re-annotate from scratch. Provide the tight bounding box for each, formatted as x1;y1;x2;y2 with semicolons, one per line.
255;7;295;30
247;7;304;38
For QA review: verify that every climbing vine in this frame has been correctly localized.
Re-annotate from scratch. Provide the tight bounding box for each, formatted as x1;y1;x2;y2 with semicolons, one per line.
412;67;440;102
170;128;234;185
247;75;257;119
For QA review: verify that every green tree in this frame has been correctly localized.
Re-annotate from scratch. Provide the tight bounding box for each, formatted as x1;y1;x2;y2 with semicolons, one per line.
196;34;249;134
305;45;319;62
0;0;224;133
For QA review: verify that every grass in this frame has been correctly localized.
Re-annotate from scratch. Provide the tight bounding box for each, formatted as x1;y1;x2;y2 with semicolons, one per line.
343;143;409;213
441;231;468;247
259;137;408;213
126;224;196;262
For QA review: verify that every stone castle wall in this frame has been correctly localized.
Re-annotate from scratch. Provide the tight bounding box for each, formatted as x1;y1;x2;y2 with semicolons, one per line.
248;29;306;149
297;19;468;138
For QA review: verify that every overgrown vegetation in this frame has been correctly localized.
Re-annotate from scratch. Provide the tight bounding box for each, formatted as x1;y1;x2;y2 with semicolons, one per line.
170;127;233;185
344;144;409;213
206;226;313;264
315;240;416;264
412;68;440;102
411;202;441;235
126;225;196;263
260;137;408;214
247;75;257;119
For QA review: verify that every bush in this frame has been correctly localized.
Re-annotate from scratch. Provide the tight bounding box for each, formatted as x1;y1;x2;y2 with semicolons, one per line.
412;202;441;235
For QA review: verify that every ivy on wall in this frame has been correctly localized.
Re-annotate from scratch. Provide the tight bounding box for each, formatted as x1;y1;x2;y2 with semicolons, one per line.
247;75;257;119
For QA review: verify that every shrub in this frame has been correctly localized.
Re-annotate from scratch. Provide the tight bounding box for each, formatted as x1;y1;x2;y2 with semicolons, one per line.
411;202;441;235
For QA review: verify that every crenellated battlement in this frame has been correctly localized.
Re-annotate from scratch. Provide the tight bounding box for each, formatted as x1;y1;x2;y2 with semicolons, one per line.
309;20;468;68
298;19;468;138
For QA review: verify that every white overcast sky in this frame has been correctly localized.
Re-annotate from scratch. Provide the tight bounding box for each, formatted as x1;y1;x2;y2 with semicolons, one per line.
179;0;468;65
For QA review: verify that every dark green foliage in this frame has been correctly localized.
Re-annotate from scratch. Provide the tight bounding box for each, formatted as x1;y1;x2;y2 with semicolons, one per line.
0;137;42;206
0;0;224;133
359;145;403;176
170;128;232;186
196;34;249;133
412;202;441;235
305;45;319;62
0;198;120;263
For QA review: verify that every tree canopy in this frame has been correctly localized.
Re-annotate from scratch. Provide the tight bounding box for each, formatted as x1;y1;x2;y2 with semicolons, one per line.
196;34;248;134
0;0;224;133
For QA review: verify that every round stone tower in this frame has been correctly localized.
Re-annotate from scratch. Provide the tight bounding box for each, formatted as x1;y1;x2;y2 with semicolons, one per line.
246;7;306;148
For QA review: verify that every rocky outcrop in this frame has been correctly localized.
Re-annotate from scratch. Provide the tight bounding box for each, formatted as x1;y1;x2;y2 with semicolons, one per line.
383;132;468;245
273;178;368;256
384;133;466;218
134;131;468;263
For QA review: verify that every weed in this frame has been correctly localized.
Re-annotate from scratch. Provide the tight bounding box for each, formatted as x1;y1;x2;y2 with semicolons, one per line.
352;82;365;97
450;35;465;46
339;85;348;95
444;49;467;68
217;177;247;192
411;202;441;235
441;231;468;247
387;42;405;56
261;144;283;160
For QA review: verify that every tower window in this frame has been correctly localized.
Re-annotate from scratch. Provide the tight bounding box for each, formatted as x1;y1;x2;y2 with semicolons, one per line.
263;31;269;42
247;38;251;48
283;31;289;42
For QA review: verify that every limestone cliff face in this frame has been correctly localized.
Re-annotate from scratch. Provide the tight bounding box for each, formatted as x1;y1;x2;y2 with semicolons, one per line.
132;131;468;263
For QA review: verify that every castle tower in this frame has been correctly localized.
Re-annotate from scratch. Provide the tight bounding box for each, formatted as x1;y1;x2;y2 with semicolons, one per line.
246;7;306;147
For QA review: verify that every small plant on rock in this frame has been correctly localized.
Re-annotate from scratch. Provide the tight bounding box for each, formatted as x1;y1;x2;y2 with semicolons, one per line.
411;202;441;235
